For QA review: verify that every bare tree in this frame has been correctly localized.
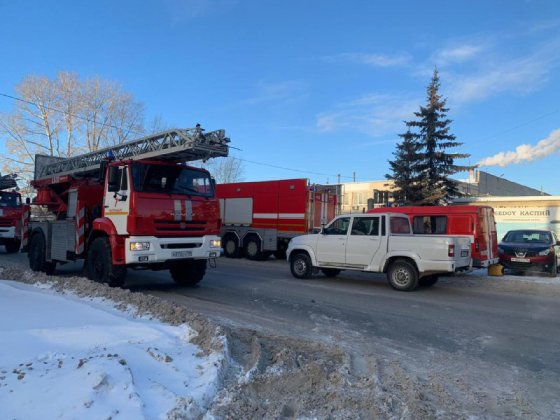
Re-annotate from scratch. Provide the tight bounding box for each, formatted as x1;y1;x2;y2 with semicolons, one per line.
0;72;145;186
201;156;245;184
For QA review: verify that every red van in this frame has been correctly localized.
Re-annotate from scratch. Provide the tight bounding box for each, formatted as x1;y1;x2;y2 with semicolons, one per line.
368;205;498;268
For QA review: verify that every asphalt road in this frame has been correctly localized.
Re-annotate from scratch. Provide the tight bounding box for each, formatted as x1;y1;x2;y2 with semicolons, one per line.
3;250;559;378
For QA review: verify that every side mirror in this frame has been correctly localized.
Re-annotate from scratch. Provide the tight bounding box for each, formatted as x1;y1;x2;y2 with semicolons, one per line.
107;166;120;192
556;241;560;246
25;197;30;204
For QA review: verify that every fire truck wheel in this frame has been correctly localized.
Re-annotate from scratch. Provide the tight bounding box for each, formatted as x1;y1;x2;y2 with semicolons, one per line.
418;275;439;288
170;260;206;286
28;233;56;275
290;253;313;279
4;240;21;253
387;259;419;291
86;237;126;287
244;237;264;260
321;268;341;278
222;236;240;258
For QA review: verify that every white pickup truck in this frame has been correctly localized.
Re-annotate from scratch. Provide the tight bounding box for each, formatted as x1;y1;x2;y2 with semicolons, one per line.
286;212;472;291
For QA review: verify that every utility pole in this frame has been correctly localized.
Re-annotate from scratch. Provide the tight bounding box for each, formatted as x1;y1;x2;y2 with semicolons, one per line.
353;172;356;182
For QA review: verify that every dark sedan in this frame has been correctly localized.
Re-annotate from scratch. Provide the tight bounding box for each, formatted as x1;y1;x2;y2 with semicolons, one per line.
498;229;560;277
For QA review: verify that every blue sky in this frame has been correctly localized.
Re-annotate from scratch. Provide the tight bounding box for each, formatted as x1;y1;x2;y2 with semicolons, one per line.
1;0;559;193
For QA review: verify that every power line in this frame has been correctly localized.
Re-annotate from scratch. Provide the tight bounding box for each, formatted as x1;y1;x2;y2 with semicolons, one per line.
1;91;368;182
477;108;560;142
233;157;366;181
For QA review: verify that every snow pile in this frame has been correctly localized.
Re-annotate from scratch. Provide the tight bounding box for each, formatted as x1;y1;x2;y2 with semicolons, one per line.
0;280;227;419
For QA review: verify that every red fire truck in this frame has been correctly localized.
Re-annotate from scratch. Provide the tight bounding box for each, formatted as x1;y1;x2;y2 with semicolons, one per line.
368;205;498;268
22;126;228;286
0;174;25;253
216;179;338;260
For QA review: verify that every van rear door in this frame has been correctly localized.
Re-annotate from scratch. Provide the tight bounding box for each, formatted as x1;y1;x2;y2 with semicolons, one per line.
481;207;498;264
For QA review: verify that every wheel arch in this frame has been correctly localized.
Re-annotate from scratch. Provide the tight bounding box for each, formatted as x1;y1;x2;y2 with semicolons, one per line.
288;246;317;266
383;255;419;274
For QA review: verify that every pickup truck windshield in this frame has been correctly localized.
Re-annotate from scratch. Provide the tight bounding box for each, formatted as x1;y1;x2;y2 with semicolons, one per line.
0;192;21;207
131;163;214;197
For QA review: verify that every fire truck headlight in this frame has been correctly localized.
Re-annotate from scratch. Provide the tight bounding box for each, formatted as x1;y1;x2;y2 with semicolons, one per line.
130;242;150;251
210;239;221;248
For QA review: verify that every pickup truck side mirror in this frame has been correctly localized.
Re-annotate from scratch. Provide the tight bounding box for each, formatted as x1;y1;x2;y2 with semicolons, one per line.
25;197;31;204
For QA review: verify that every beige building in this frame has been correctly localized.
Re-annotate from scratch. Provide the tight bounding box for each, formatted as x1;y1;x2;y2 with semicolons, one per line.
339;180;395;214
453;196;560;240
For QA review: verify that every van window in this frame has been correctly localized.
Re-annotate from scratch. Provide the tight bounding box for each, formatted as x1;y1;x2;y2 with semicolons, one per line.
412;216;447;234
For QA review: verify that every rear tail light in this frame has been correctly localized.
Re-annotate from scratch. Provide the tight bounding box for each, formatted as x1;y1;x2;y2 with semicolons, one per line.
448;244;455;257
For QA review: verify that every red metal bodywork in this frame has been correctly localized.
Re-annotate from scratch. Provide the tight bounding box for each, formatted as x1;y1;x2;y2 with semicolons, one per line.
367;205;498;268
217;178;337;236
30;161;221;260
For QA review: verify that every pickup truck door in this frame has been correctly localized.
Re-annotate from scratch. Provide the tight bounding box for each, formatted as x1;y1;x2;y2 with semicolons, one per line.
345;216;382;267
316;216;350;265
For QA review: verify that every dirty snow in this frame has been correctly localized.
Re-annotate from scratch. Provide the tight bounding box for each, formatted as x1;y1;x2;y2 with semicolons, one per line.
1;262;559;418
0;279;226;419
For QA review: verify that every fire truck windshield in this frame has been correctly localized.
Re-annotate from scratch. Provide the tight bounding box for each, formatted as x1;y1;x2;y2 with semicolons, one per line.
0;192;21;207
131;163;214;197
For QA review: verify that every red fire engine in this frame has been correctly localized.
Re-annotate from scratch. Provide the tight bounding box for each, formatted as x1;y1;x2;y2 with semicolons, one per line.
216;179;338;260
0;173;25;253
22;126;228;286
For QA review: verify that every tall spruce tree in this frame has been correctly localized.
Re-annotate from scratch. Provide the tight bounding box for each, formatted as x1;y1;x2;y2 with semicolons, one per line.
386;130;423;205
388;69;471;205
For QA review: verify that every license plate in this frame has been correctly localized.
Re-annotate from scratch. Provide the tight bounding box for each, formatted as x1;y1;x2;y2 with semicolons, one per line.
461;250;469;257
511;257;530;263
172;250;192;258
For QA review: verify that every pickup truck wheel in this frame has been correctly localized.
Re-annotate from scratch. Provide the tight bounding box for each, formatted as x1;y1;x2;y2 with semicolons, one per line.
245;237;264;260
419;275;439;288
170;260;206;286
4;239;21;253
223;236;240;258
85;237;126;287
387;260;418;291
321;268;341;278
290;253;313;279
28;233;56;275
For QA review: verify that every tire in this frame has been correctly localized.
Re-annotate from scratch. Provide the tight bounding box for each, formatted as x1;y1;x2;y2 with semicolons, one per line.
28;233;56;275
387;259;419;291
418;275;439;288
244;236;264;260
170;260;207;286
85;237;126;287
549;258;558;278
321;268;341;278
222;236;240;258
290;253;313;279
4;239;21;254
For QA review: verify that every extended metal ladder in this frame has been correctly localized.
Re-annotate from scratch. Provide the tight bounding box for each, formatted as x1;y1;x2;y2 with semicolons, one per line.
34;125;230;180
0;173;18;190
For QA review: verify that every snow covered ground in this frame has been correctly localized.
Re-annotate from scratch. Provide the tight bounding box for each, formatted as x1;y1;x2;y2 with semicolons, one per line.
0;280;226;419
